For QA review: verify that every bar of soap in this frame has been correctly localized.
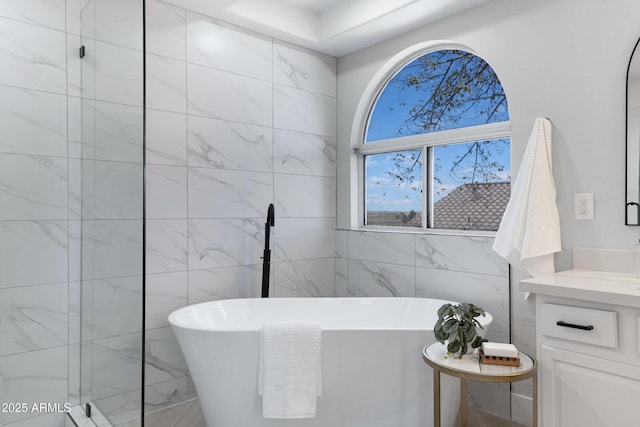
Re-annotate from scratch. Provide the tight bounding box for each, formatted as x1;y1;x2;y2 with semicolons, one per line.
481;342;518;358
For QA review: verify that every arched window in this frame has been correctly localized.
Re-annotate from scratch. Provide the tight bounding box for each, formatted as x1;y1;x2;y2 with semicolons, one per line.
359;48;510;230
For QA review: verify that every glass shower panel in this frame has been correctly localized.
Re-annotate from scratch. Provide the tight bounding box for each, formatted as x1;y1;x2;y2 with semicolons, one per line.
80;0;144;425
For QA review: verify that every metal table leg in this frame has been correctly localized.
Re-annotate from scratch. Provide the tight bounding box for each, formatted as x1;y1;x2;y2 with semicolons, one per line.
433;368;441;427
460;378;468;427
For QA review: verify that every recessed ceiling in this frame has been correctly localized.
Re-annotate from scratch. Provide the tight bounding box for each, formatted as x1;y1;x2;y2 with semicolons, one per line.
163;0;491;57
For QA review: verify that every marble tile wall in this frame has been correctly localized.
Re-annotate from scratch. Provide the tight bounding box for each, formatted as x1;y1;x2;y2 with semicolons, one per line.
336;229;511;418
0;1;83;426
1;0;145;426
143;0;337;416
79;0;145;425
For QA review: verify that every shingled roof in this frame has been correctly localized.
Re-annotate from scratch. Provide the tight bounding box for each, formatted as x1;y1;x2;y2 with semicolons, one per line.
433;181;510;231
366;181;510;231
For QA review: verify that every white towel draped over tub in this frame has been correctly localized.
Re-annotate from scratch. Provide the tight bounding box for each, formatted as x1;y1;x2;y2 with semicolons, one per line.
493;117;561;297
259;321;322;419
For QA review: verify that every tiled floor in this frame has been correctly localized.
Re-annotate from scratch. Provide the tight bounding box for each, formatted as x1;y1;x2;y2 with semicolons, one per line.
467;406;528;427
141;399;525;427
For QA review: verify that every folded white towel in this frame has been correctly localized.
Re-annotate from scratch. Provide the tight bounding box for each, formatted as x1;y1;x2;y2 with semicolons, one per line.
493;117;561;298
259;321;322;419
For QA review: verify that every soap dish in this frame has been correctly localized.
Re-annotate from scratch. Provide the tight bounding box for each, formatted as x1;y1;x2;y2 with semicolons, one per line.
480;350;520;367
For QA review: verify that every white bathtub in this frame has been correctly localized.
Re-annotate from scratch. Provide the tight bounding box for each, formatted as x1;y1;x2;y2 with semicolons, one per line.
168;297;492;427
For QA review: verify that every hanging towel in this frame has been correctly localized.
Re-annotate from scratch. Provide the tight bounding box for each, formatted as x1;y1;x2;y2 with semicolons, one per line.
259;321;322;419
493;117;561;297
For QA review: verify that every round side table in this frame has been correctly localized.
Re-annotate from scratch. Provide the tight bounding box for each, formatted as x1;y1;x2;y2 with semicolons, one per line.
422;342;537;427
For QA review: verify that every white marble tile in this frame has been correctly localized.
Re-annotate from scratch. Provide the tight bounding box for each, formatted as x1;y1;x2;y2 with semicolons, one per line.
274;174;335;218
273;217;335;261
145;0;186;61
88;41;143;106
146;53;187;114
147;109;187;166
347;230;415;266
0;86;67;157
273;41;336;96
187;265;261;304
68;222;81;285
146;271;187;330
0;17;66;93
0;0;66;31
67;96;82;158
187;115;273;172
93;0;143;50
90;276;142;339
69;281;81;344
416;235;508;276
273;258;335;297
80;159;96;219
145;327;188;385
78;96;99;160
347;259;415;297
144;398;206;427
68;342;80;406
68;160;82;221
188;168;272;218
67;34;82;98
335;230;348;258
187;63;272;127
79;340;91;404
0;221;68;288
65;0;86;36
90;219;143;280
144;377;189;414
1;346;68;424
91;333;142;401
415;267;509;336
0;282;68;355
4;412;67;427
146;220;188;274
0;154;68;220
93;160;143;219
187;218;263;270
146;165;187;219
92;389;141;426
274;129;336;177
186;11;272;81
88;101;144;163
335;258;348;297
273;85;336;136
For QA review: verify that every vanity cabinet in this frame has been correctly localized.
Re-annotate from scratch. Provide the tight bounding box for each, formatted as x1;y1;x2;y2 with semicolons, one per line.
520;270;640;427
540;344;640;427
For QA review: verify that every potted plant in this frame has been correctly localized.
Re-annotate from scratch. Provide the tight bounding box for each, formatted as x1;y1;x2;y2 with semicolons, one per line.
434;302;487;359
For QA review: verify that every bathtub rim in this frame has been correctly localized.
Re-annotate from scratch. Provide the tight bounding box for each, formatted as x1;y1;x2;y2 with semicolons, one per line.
168;296;494;333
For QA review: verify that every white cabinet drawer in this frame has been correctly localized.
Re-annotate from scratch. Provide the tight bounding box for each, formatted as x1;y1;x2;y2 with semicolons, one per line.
540;303;618;349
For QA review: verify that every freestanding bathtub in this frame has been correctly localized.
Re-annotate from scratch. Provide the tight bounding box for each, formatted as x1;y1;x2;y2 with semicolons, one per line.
168;297;492;427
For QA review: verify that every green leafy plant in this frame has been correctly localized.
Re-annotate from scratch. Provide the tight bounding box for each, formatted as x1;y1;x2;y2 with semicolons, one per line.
434;303;487;358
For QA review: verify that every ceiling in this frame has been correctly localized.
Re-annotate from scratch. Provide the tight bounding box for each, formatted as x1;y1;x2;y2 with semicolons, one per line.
163;0;491;57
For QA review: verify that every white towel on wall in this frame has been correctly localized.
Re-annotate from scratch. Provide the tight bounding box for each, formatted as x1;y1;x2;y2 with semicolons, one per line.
493;117;561;295
259;321;322;419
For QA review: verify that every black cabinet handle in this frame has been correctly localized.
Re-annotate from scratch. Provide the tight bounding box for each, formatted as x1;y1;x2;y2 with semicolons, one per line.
556;320;594;331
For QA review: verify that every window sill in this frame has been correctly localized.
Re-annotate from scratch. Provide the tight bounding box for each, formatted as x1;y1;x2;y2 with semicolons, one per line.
337;225;497;238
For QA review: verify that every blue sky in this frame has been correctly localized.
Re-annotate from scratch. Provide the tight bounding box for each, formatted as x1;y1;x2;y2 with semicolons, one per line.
364;50;510;212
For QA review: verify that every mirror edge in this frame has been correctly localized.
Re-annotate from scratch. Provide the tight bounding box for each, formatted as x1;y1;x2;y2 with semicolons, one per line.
626;36;640;225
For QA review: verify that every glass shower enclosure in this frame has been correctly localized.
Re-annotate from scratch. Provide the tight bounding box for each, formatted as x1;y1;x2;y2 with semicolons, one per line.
79;0;144;425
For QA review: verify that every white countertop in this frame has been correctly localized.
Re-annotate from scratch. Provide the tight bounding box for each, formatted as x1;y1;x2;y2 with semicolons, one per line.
519;269;640;308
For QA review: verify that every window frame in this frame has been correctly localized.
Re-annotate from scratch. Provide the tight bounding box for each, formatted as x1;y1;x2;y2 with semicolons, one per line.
355;46;510;232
